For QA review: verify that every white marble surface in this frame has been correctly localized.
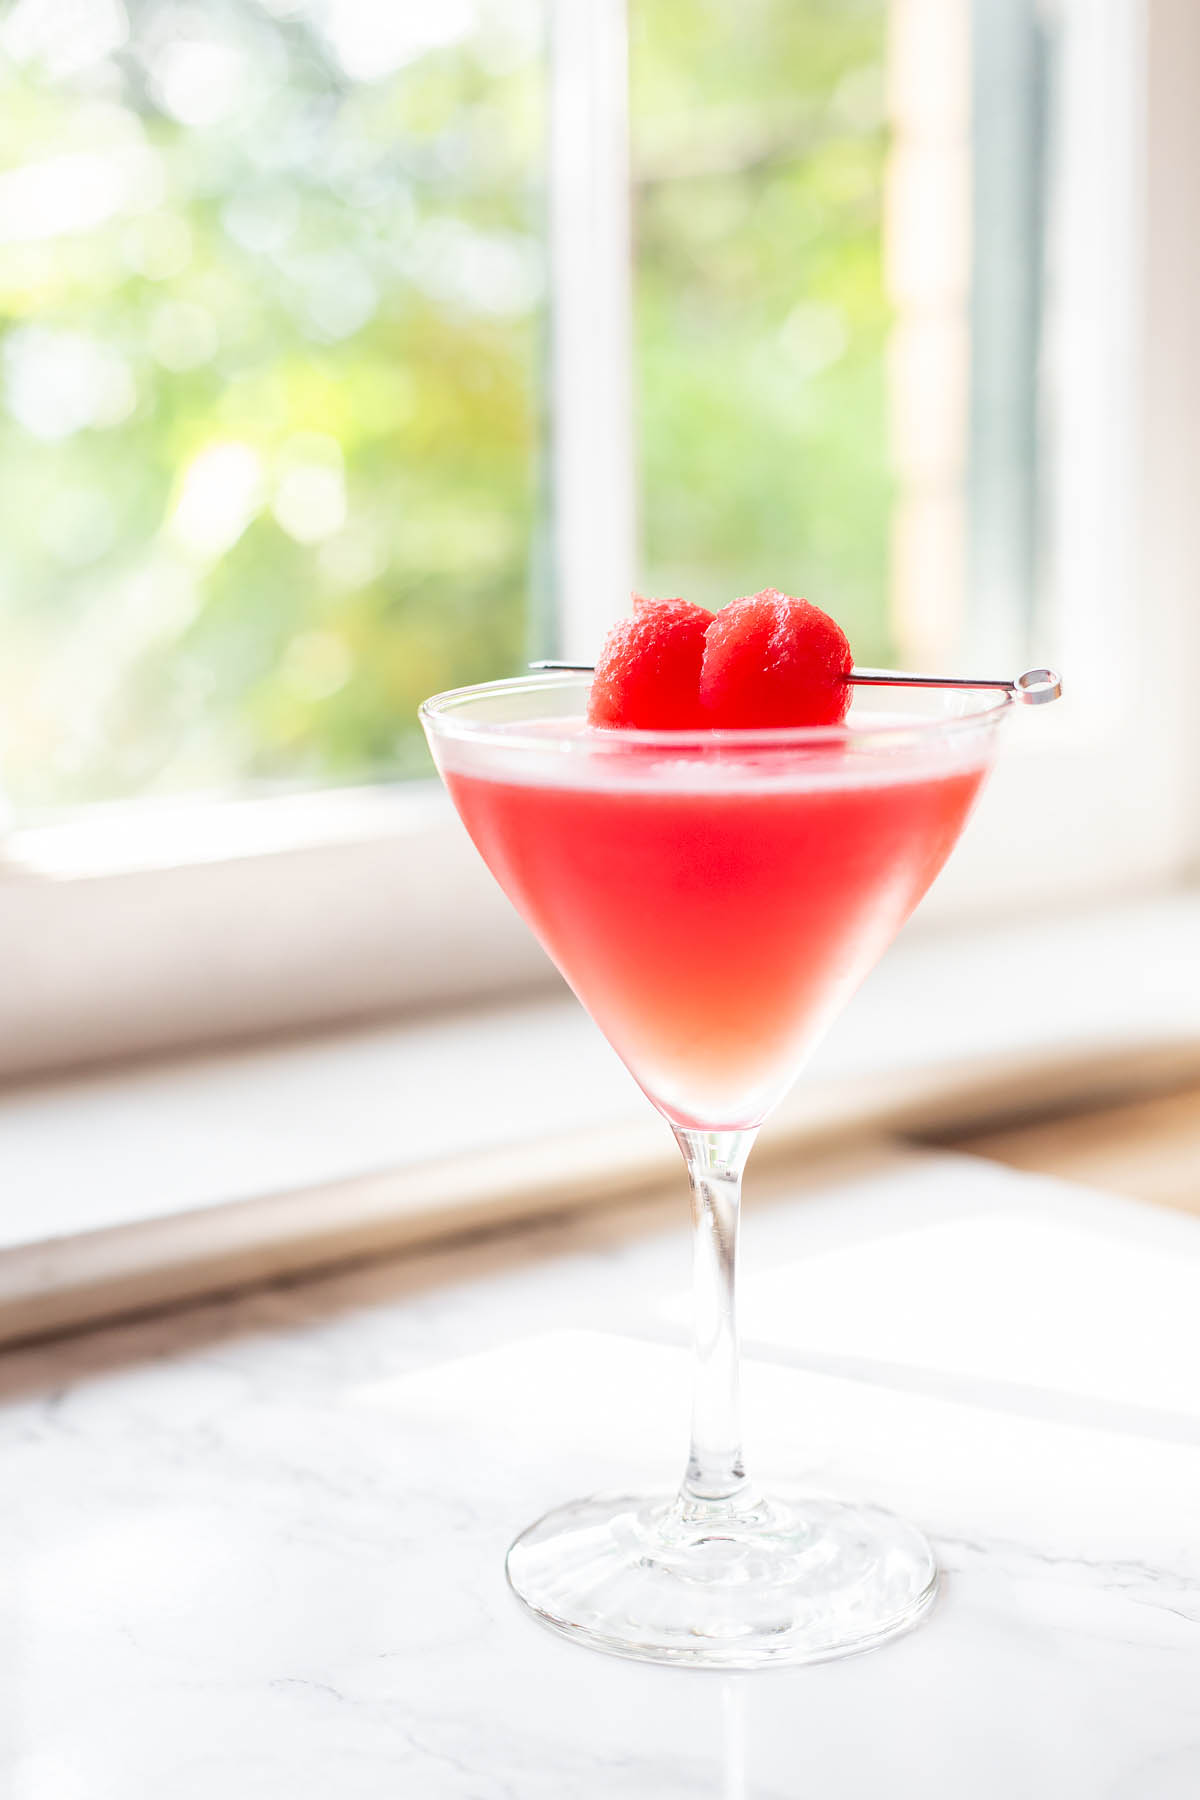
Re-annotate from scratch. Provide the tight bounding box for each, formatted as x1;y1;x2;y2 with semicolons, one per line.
5;1145;1200;1797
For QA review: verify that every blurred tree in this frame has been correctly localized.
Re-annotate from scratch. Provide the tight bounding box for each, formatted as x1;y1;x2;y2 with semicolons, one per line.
0;0;887;812
0;0;544;805
634;0;890;657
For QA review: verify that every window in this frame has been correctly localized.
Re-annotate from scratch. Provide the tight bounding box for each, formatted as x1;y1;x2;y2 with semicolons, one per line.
0;0;546;809
631;0;893;662
0;0;1196;1079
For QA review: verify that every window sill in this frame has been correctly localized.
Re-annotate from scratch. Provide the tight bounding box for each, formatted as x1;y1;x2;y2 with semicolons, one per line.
2;889;1198;1347
0;783;553;1082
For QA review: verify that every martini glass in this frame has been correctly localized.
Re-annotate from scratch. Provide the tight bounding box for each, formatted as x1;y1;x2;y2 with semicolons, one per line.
420;673;1008;1667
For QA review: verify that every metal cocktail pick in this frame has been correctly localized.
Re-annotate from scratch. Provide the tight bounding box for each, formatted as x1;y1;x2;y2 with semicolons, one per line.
530;661;1064;705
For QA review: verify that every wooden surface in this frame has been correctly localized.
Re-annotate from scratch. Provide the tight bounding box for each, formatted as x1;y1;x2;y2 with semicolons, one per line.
937;1081;1200;1214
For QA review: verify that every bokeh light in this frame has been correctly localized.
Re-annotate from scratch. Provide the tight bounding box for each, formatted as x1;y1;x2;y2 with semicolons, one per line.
0;0;544;808
0;0;888;812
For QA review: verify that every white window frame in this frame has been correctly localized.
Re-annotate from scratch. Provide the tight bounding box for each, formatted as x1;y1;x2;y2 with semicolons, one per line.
914;0;1200;924
0;0;1195;1082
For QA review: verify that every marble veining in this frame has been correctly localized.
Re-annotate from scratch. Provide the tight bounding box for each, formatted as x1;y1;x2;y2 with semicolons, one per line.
4;1146;1200;1797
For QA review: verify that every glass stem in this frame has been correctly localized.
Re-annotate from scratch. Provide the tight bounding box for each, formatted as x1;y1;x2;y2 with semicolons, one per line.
674;1127;758;1509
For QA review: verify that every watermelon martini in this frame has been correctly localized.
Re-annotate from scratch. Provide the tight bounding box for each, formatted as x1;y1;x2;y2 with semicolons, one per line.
420;593;1044;1667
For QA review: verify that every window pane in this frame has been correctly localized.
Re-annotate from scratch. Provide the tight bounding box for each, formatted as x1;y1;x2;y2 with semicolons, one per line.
631;0;892;660
0;0;545;811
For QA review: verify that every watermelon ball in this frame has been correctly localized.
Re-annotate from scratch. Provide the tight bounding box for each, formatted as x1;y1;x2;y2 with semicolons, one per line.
587;596;711;729
699;589;852;728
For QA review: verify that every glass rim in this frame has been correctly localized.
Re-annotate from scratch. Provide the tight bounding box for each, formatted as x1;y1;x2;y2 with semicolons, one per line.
419;671;1013;753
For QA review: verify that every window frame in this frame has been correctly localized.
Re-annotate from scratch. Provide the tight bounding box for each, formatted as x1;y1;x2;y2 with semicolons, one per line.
914;0;1200;920
0;0;1195;1083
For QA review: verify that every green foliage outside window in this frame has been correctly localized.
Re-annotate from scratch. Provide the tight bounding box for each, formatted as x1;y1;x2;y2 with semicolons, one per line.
0;0;887;813
634;0;890;651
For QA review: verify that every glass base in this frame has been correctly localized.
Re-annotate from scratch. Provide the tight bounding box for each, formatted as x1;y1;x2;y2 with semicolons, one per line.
506;1488;938;1668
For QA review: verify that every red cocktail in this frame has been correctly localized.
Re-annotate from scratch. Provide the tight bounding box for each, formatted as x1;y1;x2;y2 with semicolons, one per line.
422;669;1007;1668
447;727;986;1128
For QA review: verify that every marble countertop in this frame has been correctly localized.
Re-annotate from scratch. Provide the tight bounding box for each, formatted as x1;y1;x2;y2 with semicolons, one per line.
5;1143;1200;1797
